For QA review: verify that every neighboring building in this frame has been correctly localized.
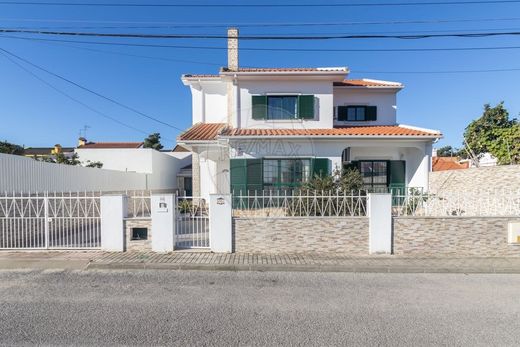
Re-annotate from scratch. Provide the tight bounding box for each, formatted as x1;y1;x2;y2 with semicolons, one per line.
469;152;498;168
75;138;191;190
23;144;74;159
177;28;442;200
432;156;469;172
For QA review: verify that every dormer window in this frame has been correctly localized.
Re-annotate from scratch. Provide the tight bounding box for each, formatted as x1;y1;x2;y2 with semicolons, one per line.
338;105;377;122
252;95;315;120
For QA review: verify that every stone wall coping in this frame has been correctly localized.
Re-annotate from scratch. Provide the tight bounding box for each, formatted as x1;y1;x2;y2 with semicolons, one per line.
233;216;367;220
124;217;152;221
393;216;520;220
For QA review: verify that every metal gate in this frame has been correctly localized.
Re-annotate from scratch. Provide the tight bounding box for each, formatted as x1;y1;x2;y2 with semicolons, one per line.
175;196;209;249
0;193;101;250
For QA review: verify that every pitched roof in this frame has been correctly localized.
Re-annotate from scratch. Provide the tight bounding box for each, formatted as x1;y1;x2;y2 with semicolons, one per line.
78;142;143;149
178;123;228;141
178;123;441;142
172;144;190;152
334;79;403;88
223;67;348;73
432;157;469;172
224;126;440;137
23;147;74;155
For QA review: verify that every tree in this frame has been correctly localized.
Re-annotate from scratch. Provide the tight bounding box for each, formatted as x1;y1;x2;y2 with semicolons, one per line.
436;145;458;157
463;102;520;165
143;133;163;151
85;160;103;168
0;140;24;155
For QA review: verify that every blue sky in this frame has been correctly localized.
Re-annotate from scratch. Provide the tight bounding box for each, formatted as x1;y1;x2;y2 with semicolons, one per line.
0;1;519;149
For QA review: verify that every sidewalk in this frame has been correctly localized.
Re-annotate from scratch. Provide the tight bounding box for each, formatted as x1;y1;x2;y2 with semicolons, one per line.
2;251;520;273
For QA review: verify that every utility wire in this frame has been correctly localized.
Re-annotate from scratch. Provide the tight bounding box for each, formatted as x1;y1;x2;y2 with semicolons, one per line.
2;16;520;27
0;47;184;132
0;50;175;142
3;34;520;74
3;34;520;52
0;1;519;7
3;28;520;40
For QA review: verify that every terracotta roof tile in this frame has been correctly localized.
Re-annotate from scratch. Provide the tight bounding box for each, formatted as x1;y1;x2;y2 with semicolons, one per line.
183;74;220;78
334;79;402;87
230;67;346;72
223;126;440;137
178;124;441;142
78;142;143;149
179;123;228;141
432;157;469;171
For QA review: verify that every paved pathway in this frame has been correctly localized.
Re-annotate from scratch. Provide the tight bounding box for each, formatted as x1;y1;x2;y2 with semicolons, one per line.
2;251;520;273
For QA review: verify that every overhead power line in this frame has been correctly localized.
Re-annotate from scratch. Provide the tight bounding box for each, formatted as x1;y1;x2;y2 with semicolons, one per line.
0;47;184;132
3;34;520;52
2;16;520;27
3;34;520;74
0;1;519;7
3;28;520;40
0;50;168;140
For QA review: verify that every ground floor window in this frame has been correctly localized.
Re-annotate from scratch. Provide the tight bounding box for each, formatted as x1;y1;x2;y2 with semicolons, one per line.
230;158;327;194
263;159;311;191
345;160;406;192
360;160;388;190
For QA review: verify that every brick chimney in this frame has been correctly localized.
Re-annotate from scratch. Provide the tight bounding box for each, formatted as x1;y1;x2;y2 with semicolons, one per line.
227;27;239;71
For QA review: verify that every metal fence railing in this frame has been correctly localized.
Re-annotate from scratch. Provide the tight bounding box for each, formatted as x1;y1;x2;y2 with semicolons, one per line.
393;189;520;217
175;196;209;248
232;191;368;218
126;190;151;219
0;192;101;249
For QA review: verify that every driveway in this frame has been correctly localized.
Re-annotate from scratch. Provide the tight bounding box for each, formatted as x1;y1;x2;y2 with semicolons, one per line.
0;270;519;346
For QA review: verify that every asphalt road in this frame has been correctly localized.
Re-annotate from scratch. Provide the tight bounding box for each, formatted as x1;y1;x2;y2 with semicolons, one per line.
0;270;519;346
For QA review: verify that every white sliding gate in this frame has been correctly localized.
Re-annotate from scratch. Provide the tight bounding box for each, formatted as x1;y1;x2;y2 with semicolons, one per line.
175;196;209;249
0;193;101;250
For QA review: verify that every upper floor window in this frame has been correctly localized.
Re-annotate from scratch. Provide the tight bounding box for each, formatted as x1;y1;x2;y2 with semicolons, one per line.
337;105;377;122
252;95;315;120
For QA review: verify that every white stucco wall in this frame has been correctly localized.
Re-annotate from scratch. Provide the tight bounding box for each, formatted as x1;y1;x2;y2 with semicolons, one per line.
333;88;397;126
188;81;228;124
75;148;154;173
75;148;192;190
238;80;334;129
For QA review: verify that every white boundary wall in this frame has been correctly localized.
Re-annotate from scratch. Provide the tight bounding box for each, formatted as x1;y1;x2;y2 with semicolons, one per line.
0;153;149;192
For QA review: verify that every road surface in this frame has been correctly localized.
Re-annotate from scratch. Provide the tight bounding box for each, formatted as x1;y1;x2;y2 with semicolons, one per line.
0;270;519;346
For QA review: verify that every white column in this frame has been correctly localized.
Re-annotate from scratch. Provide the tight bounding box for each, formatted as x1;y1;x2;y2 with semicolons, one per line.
368;193;392;254
151;194;175;252
209;194;232;253
101;194;127;252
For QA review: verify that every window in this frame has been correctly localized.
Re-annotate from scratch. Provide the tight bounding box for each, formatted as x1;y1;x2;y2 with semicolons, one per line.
263;159;311;191
337;106;377;122
359;161;388;189
267;96;298;120
252;95;315;120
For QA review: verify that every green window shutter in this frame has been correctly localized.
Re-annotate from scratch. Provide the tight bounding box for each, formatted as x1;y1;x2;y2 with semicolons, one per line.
312;158;330;178
252;96;267;120
389;160;406;194
337;106;348;121
298;95;315;119
366;106;377;121
230;159;247;195
246;159;263;194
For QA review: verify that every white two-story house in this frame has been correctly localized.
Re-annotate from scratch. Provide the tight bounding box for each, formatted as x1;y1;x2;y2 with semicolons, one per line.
178;28;442;200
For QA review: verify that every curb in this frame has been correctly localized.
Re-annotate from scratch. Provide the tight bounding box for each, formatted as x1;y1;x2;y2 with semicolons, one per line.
86;262;520;274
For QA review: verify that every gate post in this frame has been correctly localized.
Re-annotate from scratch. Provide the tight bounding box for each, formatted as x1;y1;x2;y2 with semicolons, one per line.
100;194;126;252
151;194;175;252
209;194;232;253
367;193;392;254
